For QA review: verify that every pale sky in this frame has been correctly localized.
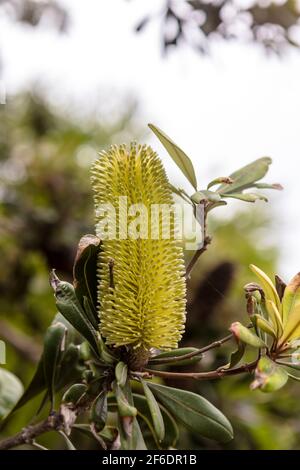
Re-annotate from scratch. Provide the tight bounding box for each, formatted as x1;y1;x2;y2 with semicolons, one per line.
1;0;299;278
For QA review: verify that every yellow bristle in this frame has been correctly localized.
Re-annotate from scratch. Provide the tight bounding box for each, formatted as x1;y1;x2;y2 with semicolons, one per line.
91;143;186;351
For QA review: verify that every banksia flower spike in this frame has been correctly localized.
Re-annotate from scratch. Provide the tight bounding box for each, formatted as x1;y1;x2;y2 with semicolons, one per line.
91;143;186;362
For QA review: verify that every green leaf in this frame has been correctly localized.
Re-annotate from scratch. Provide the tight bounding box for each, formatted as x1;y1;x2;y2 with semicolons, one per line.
62;384;87;405
253;183;283;191
253;314;277;339
191;190;221;204
282;273;300;326
11;357;46;414
73;234;101;316
224;341;246;369
207;177;233;190
147;382;233;443
115;362;128;388
91;390;108;432
59;431;76;450
251;356;288;393
50;271;99;354
220;193;268;203
0;368;23;420
141;380;165;442
113;382;137;418
229;322;266;348
43;322;67;408
149;123;197;189
133;394;179;449
149;347;202;366
250;264;281;311
217;157;272;194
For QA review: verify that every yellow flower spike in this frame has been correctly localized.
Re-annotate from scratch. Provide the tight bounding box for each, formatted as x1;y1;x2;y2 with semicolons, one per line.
249;264;281;312
91;143;186;356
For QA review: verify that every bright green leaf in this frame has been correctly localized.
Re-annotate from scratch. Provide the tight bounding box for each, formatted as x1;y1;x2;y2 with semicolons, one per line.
149;123;197;189
141;380;165;442
229;322;266;348
217;157;272;194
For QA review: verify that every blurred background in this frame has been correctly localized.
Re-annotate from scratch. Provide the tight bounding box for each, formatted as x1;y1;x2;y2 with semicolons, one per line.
0;0;300;450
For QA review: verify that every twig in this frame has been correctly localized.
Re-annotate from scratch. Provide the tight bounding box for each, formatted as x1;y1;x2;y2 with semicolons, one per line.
144;359;258;381
0;413;63;450
149;333;233;365
185;235;212;279
185;201;211;279
0;319;42;363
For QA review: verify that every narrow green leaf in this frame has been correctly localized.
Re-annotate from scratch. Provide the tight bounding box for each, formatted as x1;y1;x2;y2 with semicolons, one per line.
0;368;23;420
207;177;233;190
132;418;147;450
253;183;283;190
59;431;76;450
115;362;128;388
50;271;99;354
282;273;300;326
73;234;101;313
217;157;272;194
91;390;108;432
141;380;165;442
149;347;202;366
250;264;281;311
83;296;99;329
113;382;137;418
147;382;233;443
149;123;197;189
220;193;268;203
133;394;179;449
62;384;87;405
253;314;277;339
229;322;266;348
43;322;67;408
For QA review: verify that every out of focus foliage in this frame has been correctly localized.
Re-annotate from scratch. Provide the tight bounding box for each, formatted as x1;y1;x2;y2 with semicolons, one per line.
0;93;140;445
135;0;300;54
0;0;68;32
0;94;299;449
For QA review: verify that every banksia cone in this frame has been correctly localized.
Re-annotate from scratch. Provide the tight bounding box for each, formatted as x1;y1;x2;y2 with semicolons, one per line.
91;143;186;354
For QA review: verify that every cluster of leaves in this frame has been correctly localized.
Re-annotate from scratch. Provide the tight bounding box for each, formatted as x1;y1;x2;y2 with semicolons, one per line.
135;0;300;54
149;123;282;212
230;265;300;393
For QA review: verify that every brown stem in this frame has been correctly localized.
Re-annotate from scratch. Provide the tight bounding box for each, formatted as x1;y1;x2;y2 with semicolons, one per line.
149;333;233;365
185;235;212;279
144;359;258;381
0;413;63;450
185;202;211;279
